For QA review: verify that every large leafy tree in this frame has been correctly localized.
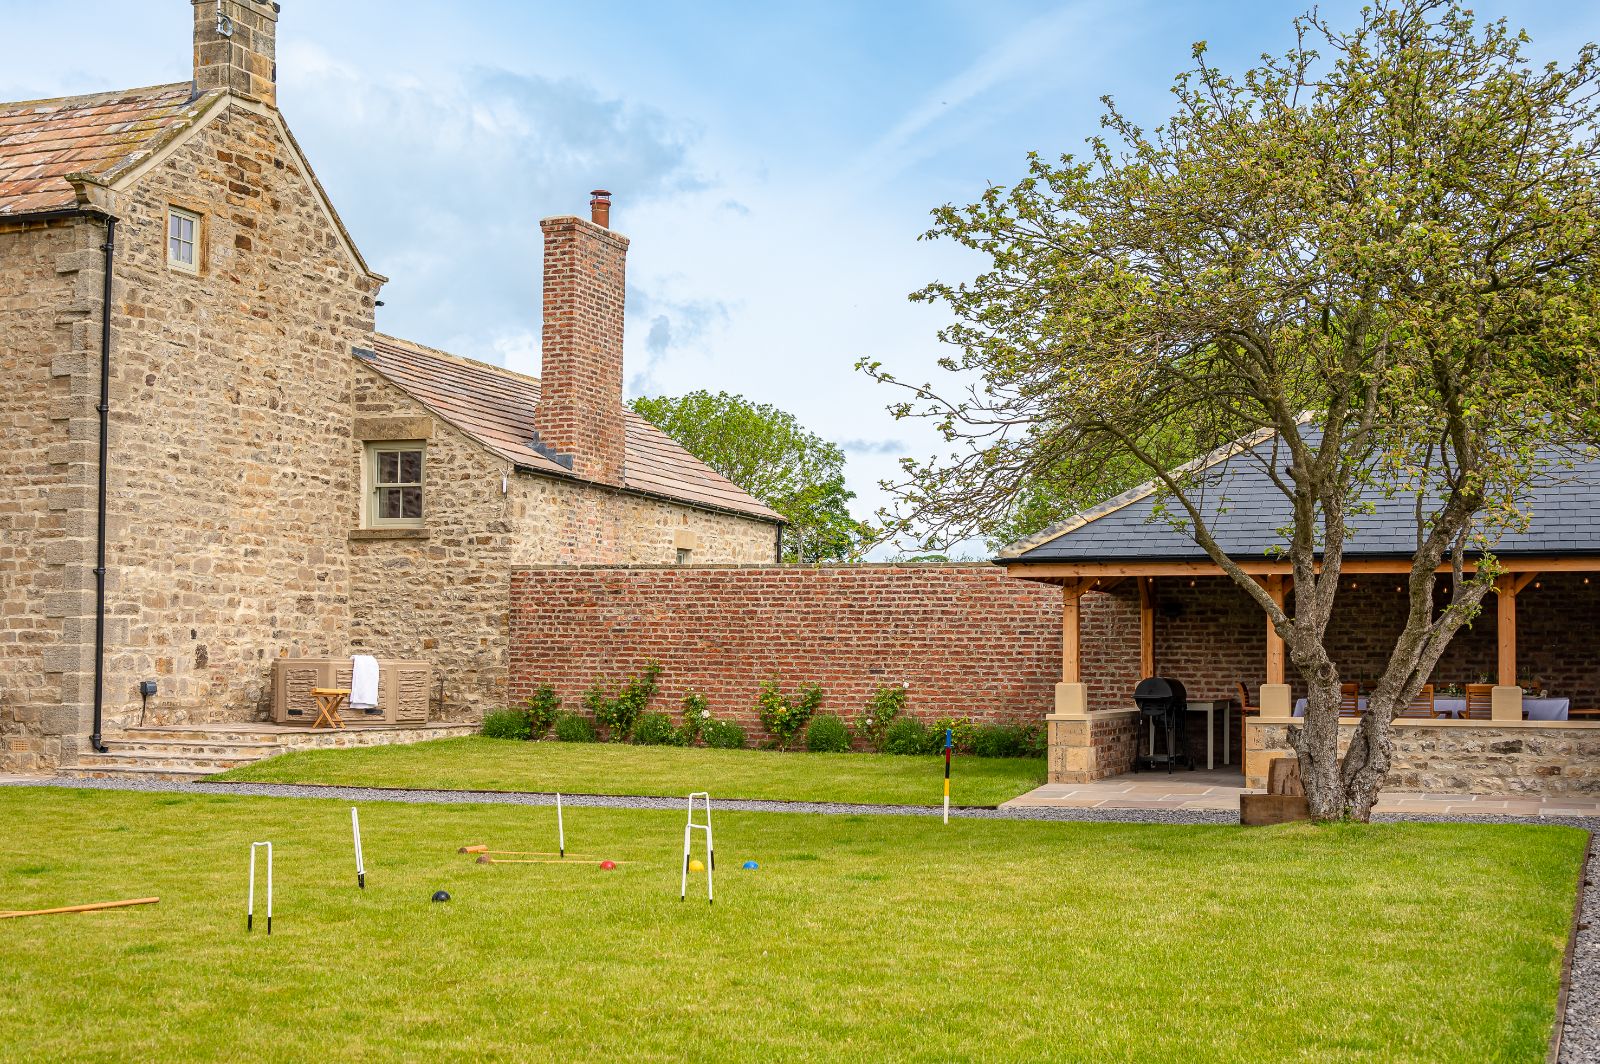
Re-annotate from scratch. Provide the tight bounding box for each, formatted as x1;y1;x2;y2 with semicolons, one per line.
632;390;872;562
862;1;1600;820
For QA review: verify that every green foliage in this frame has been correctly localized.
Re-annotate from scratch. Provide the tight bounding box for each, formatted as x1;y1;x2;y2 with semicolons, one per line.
679;693;711;745
804;714;852;753
929;716;978;754
755;681;824;750
584;663;664;742
882;716;934;756
700;718;747;750
552;712;597;744
971;723;1046;759
480;708;531;741
631;390;873;561
854;684;907;752
520;686;561;741
631;712;683;747
860;0;1600;818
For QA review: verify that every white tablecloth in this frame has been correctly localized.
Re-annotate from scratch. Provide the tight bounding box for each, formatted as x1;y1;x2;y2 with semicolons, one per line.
1292;696;1569;721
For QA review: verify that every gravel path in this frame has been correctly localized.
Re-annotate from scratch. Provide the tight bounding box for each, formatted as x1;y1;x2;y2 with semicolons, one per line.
4;774;1595;1058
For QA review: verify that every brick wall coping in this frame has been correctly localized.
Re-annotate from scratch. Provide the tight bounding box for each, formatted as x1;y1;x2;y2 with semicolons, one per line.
511;561;997;572
1049;708;1140;721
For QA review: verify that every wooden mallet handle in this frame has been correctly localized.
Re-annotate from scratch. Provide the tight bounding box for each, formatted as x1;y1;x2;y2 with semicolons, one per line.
0;897;159;920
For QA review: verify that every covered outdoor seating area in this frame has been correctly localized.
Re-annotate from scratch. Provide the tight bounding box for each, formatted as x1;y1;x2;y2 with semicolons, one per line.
994;435;1600;798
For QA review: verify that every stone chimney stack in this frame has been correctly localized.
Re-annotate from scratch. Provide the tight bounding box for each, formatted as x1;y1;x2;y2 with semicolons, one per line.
535;194;629;485
193;0;279;107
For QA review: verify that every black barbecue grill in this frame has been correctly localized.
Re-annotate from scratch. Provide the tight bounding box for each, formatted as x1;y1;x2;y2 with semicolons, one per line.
1133;676;1192;773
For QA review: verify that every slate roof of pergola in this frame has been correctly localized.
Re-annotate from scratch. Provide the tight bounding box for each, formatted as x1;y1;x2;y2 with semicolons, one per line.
1001;431;1600;565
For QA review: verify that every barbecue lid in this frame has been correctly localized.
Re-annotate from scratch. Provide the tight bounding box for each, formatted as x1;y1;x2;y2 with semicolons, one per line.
1133;676;1188;702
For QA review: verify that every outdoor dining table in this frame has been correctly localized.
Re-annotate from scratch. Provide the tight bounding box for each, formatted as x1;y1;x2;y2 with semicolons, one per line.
1292;696;1570;721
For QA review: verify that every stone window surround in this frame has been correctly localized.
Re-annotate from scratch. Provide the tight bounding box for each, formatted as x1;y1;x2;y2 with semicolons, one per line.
354;415;434;533
364;440;426;528
166;204;203;275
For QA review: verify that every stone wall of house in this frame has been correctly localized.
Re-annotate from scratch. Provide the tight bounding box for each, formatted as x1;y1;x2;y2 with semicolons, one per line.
0;217;104;772
1248;719;1600;795
96;103;379;730
508;475;778;567
508;563;1063;742
348;369;782;720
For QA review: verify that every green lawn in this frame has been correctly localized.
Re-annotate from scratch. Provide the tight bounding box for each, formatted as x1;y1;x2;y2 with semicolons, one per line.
0;788;1582;1062
216;737;1047;807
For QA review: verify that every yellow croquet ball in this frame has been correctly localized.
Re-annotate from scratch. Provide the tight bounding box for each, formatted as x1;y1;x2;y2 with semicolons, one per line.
689;859;706;873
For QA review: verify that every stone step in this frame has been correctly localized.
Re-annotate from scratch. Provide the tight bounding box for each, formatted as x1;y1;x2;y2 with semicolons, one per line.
59;764;211;783
114;728;294;745
101;739;283;759
70;751;258;773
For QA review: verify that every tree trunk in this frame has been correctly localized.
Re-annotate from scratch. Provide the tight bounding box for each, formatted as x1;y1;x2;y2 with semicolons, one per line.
1338;711;1395;821
1290;653;1346;821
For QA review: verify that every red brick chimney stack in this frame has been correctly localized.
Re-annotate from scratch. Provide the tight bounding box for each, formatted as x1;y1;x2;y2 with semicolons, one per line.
535;194;629;486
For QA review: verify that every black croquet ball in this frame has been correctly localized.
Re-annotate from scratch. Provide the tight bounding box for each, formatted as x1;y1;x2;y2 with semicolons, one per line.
431;890;451;903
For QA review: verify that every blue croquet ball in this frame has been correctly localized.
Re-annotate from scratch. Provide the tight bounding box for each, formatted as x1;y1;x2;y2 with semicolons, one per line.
431;890;451;903
742;861;759;870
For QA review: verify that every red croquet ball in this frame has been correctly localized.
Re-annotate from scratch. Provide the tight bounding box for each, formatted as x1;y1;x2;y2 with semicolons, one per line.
599;860;617;870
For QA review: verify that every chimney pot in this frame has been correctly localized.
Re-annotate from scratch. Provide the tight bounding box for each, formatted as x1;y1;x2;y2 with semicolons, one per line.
590;189;612;228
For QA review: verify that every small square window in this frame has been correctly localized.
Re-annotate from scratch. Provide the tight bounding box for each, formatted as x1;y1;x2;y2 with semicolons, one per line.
367;442;425;527
167;207;200;274
676;548;692;565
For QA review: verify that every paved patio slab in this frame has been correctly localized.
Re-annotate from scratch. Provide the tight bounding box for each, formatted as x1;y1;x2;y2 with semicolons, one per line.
1002;772;1600;818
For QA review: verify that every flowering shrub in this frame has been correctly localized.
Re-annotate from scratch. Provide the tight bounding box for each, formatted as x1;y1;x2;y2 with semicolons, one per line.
520;685;561;740
755;680;823;749
679;693;713;745
701;718;746;749
584;662;664;742
855;683;908;752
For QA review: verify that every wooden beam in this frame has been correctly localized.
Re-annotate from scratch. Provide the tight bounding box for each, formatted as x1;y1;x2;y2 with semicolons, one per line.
1138;576;1155;678
1496;575;1518;687
1510;571;1539;596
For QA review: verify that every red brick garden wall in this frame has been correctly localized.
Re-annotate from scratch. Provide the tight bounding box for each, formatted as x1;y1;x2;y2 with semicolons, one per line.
508;564;1064;742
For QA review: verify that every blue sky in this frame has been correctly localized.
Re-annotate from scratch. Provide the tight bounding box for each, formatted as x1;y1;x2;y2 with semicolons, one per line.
7;1;1599;552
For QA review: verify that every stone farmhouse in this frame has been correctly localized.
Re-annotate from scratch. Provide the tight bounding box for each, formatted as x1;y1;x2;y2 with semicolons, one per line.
0;1;782;774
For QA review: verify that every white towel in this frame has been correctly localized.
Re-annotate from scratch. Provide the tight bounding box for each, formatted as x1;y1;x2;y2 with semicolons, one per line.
350;655;380;710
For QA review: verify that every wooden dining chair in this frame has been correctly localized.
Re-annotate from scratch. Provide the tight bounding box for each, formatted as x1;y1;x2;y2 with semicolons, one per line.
1404;684;1435;718
1339;682;1362;716
1463;684;1495;720
1235;682;1258;716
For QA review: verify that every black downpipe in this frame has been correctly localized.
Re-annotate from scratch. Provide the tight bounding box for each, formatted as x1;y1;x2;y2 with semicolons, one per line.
774;523;783;564
90;216;116;754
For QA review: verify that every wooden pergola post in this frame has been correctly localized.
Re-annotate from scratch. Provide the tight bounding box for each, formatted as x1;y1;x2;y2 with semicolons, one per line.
1257;574;1292;717
1055;579;1091;716
1137;577;1155;679
1492;573;1536;720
